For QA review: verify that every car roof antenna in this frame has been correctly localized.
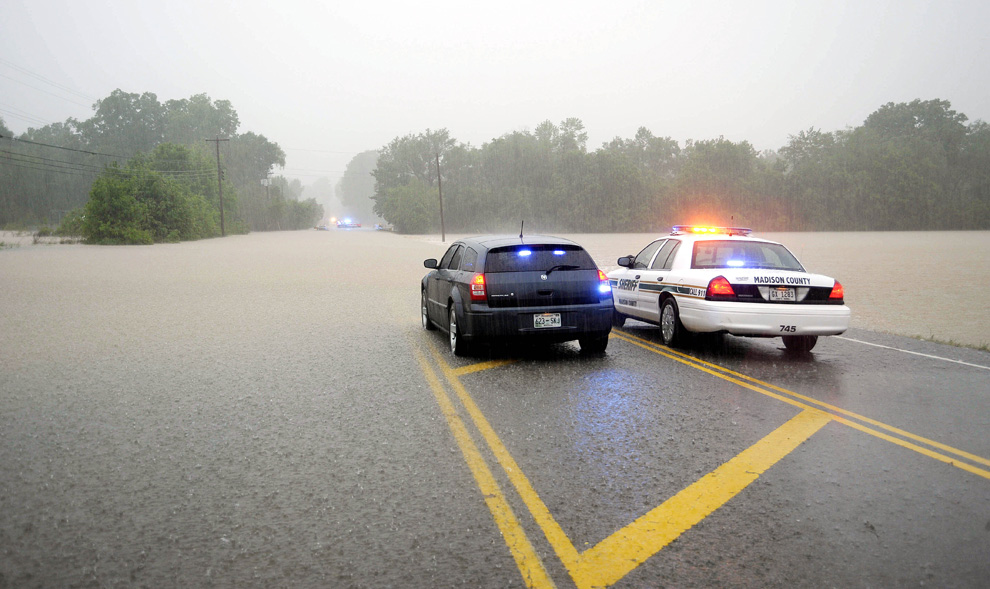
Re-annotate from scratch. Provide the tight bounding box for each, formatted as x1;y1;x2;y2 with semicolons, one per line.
519;220;524;240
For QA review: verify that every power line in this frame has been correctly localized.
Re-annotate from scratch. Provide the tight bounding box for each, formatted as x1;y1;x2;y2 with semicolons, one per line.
0;134;128;159
0;58;98;102
0;104;52;127
0;72;92;109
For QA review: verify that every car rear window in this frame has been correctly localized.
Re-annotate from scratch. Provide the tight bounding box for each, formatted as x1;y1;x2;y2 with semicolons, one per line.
692;240;805;271
484;244;596;273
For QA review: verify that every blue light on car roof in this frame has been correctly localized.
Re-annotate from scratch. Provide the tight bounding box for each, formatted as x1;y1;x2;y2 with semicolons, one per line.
553;250;565;256
518;249;532;256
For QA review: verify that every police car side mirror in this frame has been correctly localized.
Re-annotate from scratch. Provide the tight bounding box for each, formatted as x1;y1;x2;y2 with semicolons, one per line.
617;256;634;268
424;258;438;269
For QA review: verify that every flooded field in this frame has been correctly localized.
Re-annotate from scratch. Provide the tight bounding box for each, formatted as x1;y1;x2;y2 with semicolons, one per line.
411;231;990;349
2;229;988;349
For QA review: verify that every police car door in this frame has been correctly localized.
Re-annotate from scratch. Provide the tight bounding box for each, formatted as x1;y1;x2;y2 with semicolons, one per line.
635;239;680;321
614;239;664;321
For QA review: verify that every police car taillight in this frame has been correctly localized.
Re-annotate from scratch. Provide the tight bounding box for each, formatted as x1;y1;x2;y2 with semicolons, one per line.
470;273;487;301
706;276;736;299
828;280;844;303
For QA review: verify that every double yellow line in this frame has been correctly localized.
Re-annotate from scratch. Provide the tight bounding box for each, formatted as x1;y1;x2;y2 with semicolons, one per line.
414;331;990;588
414;341;829;588
611;330;990;481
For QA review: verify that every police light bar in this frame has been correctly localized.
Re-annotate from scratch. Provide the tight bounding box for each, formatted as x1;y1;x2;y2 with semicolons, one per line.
671;225;752;236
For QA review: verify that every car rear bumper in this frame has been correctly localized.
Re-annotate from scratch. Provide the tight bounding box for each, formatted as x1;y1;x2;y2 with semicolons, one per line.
677;298;851;336
461;302;613;343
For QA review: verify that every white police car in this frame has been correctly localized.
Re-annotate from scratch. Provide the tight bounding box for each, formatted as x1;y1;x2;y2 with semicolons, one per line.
608;226;850;351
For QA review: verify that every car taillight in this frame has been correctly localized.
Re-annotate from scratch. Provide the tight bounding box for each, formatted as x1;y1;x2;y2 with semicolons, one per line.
829;280;844;303
706;276;736;299
598;269;611;294
470;273;487;301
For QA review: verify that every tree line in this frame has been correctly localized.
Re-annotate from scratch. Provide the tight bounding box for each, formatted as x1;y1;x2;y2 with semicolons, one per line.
0;90;323;242
369;99;989;233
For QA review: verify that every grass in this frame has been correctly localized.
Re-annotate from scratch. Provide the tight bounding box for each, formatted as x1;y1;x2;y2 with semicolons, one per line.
916;332;989;352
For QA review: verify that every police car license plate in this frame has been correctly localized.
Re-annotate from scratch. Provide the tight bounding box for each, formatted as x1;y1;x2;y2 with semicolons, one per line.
770;287;795;302
534;313;561;328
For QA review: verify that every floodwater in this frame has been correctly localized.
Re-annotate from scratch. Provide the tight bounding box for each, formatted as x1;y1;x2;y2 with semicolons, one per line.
1;227;987;587
412;231;990;349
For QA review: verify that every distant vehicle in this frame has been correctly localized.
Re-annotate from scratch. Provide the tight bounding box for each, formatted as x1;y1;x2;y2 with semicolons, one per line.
607;226;850;352
316;224;330;231
422;235;613;356
336;218;361;228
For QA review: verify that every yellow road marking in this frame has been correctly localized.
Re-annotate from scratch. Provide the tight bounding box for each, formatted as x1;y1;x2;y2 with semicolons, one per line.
428;345;831;589
571;409;832;588
419;328;989;587
453;359;518;376
612;330;990;479
412;347;555;589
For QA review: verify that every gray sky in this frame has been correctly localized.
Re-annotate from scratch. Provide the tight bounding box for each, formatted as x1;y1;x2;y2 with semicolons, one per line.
2;0;988;187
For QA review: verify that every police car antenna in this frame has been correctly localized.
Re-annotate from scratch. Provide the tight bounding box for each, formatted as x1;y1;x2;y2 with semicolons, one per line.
519;220;524;239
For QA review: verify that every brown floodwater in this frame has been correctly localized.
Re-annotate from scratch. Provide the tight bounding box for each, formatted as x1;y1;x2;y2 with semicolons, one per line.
3;229;988;348
411;231;990;349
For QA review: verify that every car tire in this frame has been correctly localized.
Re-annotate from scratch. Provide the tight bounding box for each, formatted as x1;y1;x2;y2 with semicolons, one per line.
611;309;626;327
660;297;686;347
449;306;470;356
579;333;609;355
782;335;818;352
422;290;435;330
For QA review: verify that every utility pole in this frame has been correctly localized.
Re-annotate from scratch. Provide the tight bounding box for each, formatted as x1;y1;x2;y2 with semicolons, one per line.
206;137;230;236
436;153;446;242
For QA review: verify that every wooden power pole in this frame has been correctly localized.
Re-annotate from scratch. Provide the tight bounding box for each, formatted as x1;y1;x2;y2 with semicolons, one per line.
206;137;230;236
436;153;445;242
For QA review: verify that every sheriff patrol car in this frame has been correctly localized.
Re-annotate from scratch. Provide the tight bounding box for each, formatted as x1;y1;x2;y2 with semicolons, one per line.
607;226;850;352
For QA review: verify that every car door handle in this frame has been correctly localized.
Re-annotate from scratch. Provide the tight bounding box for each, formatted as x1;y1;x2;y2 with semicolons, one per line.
538;289;553;296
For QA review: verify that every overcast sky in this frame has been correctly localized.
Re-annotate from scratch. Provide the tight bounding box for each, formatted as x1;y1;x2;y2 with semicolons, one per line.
2;0;988;187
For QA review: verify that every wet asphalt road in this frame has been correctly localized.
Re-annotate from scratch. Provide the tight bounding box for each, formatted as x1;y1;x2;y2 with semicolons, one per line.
1;229;988;588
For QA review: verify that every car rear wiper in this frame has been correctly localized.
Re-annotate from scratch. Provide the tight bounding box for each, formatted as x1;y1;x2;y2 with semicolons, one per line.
545;264;580;275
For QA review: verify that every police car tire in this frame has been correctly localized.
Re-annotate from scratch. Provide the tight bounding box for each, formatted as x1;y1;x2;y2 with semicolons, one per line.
422;290;436;330
660;298;686;347
611;309;626;327
579;333;609;354
782;335;818;352
449;307;470;356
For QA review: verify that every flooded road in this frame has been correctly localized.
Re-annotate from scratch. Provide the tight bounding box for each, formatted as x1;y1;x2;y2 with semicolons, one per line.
2;229;988;587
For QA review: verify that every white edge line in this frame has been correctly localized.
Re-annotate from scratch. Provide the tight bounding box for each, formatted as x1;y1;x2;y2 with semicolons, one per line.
837;337;990;371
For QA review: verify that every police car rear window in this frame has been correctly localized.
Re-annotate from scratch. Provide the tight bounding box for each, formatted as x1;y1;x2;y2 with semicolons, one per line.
691;240;805;271
484;245;596;273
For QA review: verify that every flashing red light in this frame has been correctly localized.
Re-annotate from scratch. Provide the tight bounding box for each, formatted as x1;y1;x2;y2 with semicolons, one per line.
829;280;844;301
470;273;487;301
707;276;736;298
598;269;608;282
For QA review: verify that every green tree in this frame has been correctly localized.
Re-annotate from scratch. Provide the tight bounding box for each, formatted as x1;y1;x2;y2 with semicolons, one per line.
164;94;240;145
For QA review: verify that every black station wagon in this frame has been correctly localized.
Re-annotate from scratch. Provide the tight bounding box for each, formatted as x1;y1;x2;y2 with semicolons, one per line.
421;235;614;355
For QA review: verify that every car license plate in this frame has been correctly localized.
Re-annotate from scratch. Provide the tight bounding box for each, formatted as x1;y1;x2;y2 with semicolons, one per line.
770;287;795;302
534;313;561;328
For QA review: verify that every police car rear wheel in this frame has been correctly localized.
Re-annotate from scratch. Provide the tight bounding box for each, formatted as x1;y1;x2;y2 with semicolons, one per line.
422;290;435;330
782;335;818;352
660;298;686;347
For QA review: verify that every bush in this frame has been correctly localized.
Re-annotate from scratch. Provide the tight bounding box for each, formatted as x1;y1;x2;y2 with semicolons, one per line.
56;209;86;236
